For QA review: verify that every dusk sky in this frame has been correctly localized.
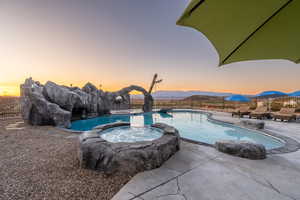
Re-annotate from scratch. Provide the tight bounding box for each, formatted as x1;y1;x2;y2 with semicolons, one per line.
1;0;299;96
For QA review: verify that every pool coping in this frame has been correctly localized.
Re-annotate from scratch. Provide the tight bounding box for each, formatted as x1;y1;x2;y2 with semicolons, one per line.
59;109;300;154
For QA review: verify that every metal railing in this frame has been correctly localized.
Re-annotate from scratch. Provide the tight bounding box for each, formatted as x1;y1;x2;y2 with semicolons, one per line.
130;101;241;112
0;97;21;119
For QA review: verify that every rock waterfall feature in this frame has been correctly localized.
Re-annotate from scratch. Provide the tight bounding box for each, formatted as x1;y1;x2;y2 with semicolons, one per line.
20;78;153;128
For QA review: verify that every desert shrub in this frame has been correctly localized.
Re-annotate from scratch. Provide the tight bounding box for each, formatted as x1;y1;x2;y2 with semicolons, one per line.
249;102;257;110
296;102;300;112
271;101;283;112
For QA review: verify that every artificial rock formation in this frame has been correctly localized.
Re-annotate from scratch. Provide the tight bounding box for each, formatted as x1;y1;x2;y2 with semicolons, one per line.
78;122;180;175
237;120;265;130
20;78;71;128
20;78;153;128
215;140;266;160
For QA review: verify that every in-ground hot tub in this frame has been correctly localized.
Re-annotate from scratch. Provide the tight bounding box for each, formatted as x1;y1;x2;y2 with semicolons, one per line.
78;122;180;175
100;126;163;143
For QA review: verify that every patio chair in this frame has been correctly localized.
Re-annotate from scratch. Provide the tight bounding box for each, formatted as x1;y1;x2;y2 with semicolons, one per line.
249;106;269;119
232;106;250;118
272;108;296;122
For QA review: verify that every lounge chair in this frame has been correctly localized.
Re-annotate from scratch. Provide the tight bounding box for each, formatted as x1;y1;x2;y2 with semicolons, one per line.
232;106;250;118
249;106;270;119
272;108;296;122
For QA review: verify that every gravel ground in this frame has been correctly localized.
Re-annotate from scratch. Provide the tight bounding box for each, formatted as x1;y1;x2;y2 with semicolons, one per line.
0;118;131;200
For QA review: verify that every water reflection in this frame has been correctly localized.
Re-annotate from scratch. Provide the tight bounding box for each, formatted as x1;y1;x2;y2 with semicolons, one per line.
224;129;243;140
158;112;173;118
144;113;154;125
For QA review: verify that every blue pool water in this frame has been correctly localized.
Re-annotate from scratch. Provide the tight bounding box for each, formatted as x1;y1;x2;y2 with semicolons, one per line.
71;111;284;149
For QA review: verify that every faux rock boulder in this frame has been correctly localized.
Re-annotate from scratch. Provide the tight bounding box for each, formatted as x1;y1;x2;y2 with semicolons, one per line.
43;81;85;112
78;122;180;175
237;120;265;130
215;140;266;160
20;78;71;128
82;82;104;115
20;78;154;128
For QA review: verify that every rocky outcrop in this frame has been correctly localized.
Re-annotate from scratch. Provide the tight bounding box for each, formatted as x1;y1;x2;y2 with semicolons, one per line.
20;78;153;128
82;82;101;115
78;122;180;175
215;140;266;160
43;81;85;112
20;78;71;128
105;85;153;113
237;120;265;130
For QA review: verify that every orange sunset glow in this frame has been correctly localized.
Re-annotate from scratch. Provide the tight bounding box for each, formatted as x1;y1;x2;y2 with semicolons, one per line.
0;1;299;96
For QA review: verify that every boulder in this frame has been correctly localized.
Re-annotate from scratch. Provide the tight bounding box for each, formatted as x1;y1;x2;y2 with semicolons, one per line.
43;81;84;111
237;120;265;130
28;95;71;127
215;140;266;160
82;82;111;115
20;78;71;127
78;123;180;175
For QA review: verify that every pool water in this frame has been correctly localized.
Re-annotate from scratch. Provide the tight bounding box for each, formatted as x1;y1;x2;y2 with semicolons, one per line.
71;111;284;150
100;126;163;143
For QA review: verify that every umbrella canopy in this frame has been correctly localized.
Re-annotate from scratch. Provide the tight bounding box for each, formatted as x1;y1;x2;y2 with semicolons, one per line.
255;90;287;98
177;0;300;66
225;95;250;102
289;90;300;97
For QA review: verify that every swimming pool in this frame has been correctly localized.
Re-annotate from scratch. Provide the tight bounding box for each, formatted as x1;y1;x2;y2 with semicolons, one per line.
71;111;284;150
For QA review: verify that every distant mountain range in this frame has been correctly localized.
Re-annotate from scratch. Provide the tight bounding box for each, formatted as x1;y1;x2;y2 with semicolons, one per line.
132;90;248;99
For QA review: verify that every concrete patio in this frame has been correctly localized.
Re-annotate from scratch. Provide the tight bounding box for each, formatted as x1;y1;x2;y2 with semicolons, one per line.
112;112;300;200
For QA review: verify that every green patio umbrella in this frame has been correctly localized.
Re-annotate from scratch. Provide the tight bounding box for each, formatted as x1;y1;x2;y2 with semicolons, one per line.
177;0;300;66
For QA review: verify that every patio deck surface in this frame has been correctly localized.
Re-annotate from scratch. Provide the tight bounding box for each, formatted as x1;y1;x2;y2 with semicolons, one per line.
112;112;300;200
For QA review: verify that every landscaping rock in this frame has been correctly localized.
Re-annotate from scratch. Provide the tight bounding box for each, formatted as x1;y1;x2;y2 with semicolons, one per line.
78;123;180;175
215;140;266;160
238;120;265;130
